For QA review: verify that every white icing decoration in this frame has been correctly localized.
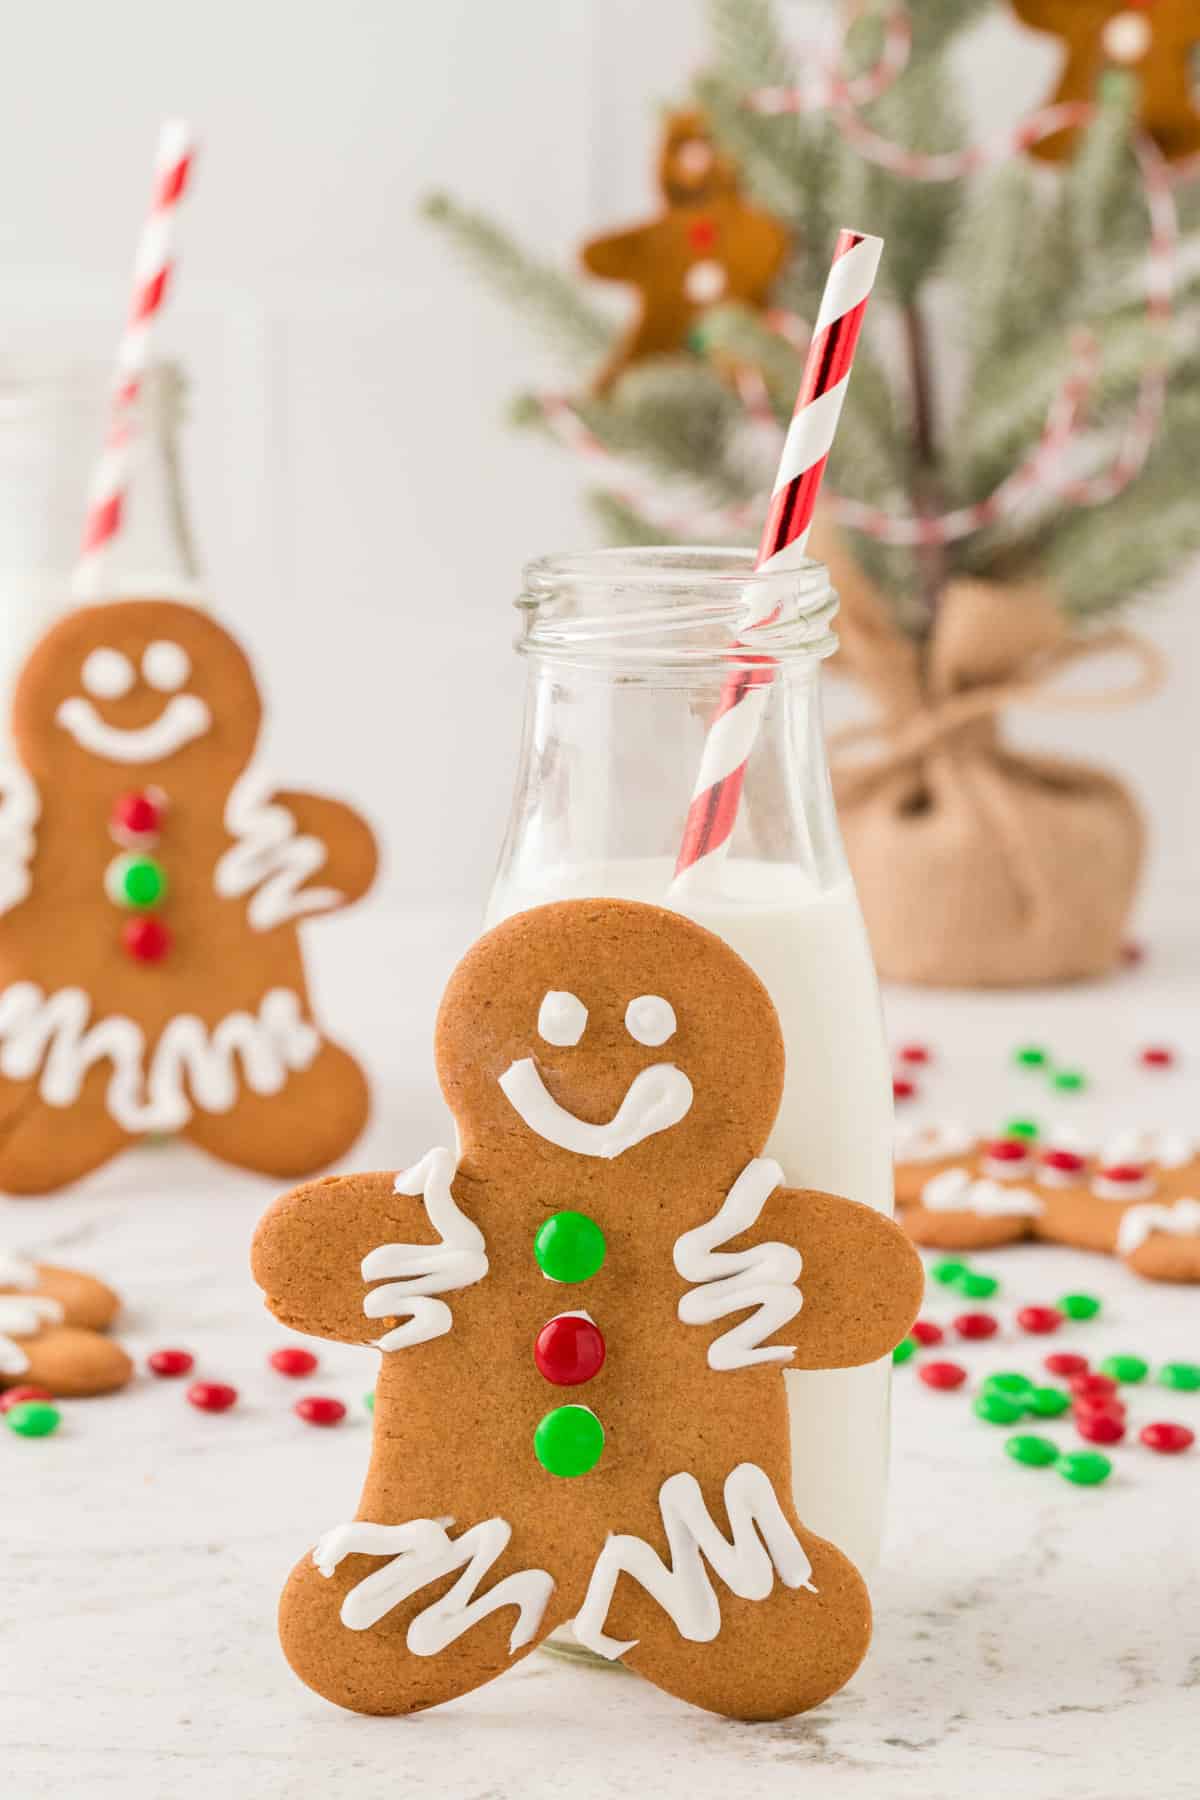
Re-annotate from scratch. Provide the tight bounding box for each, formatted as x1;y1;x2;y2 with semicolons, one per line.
894;1120;974;1164
573;1464;815;1660
674;1159;802;1370
81;647;134;700
1103;11;1151;65
1103;1128;1194;1171
0;1293;63;1376
361;1148;488;1351
313;1514;554;1655
537;991;587;1048
1092;1169;1156;1202
1118;1197;1200;1257
55;693;212;762
921;1168;1042;1219
683;259;727;305
141;639;191;692
624;994;676;1048
214;778;343;931
0;1250;38;1289
1046;1124;1094;1155
498;1059;693;1159
0;765;40;917
0;983;319;1133
982;1151;1033;1182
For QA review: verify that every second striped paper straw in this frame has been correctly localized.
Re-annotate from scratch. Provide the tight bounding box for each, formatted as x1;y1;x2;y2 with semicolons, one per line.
672;228;883;892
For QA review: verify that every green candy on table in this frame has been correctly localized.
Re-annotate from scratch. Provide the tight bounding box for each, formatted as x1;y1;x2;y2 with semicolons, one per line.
1160;1361;1200;1392
1014;1045;1049;1069
1026;1385;1071;1418
1059;1292;1101;1321
1100;1353;1149;1384
984;1372;1034;1400
1004;1118;1040;1140
893;1336;918;1365
931;1259;969;1286
5;1399;61;1438
1051;1068;1086;1093
1058;1450;1112;1487
1006;1434;1059;1468
957;1270;1000;1300
974;1390;1026;1426
363;1391;375;1413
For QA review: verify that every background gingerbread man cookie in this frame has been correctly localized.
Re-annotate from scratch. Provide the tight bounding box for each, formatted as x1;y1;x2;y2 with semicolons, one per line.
0;1248;131;1395
0;598;378;1194
253;899;922;1721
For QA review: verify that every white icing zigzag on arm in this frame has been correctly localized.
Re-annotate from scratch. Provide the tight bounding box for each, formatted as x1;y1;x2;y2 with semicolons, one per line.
0;1293;64;1376
573;1463;815;1660
361;1148;489;1350
214;777;342;931
673;1159;803;1370
313;1515;554;1656
0;765;39;917
1118;1196;1200;1256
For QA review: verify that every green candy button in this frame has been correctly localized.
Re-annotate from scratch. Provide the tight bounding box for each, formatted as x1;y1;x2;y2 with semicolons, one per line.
534;1211;606;1284
534;1404;604;1478
108;853;166;911
1160;1361;1200;1392
1006;1433;1059;1468
5;1399;60;1437
1058;1449;1112;1486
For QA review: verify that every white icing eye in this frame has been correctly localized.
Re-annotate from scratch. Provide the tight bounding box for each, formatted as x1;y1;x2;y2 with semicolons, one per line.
537;991;587;1048
625;995;677;1047
81;647;135;700
142;640;191;692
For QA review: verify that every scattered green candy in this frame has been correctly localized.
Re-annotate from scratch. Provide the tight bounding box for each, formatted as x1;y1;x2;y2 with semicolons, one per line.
1051;1069;1086;1093
1004;1118;1040;1141
893;1336;918;1365
974;1390;1026;1426
983;1372;1035;1400
1014;1045;1049;1069
958;1270;1000;1300
534;1404;604;1478
363;1391;375;1413
1058;1449;1112;1487
1100;1353;1148;1384
1026;1385;1071;1418
931;1259;969;1286
1059;1293;1101;1321
1160;1361;1200;1392
5;1399;60;1437
1006;1434;1060;1468
534;1211;606;1284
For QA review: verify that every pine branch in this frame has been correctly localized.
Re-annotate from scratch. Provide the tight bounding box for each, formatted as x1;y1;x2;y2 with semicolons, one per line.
587;490;685;547
421;192;613;370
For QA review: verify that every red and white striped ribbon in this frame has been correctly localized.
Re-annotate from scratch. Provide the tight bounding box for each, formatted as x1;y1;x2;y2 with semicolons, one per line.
673;230;882;889
74;120;196;601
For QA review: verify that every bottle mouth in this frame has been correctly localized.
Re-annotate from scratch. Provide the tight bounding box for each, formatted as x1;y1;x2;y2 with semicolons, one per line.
517;546;839;670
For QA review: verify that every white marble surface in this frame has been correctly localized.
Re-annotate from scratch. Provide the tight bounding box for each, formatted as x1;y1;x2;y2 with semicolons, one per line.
4;900;1200;1800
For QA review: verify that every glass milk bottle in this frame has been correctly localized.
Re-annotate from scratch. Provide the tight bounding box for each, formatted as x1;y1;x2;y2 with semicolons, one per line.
486;546;895;1576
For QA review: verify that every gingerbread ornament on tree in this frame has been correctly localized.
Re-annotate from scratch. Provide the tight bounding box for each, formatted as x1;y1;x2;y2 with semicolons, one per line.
581;108;788;392
1011;0;1200;161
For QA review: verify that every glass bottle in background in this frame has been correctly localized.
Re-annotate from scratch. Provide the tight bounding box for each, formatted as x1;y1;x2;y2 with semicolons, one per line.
486;547;895;1580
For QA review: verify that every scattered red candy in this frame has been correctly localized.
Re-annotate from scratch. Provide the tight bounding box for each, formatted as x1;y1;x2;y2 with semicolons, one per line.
1045;1351;1089;1377
953;1311;999;1341
186;1381;237;1413
893;1076;917;1101
0;1383;54;1411
1016;1305;1063;1336
1076;1410;1125;1444
294;1395;346;1427
910;1319;944;1347
898;1043;931;1065
269;1346;318;1378
147;1348;194;1378
919;1359;967;1390
1139;1046;1175;1069
985;1138;1029;1164
533;1313;607;1386
1070;1372;1119;1401
1139;1421;1194;1455
111;788;165;842
1040;1147;1087;1177
122;916;172;963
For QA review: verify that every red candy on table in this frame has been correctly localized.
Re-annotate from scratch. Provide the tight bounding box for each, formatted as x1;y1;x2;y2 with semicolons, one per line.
1045;1351;1089;1377
893;1076;917;1101
111;788;165;842
294;1395;346;1427
270;1346;319;1378
186;1381;237;1413
1140;1421;1194;1454
1017;1305;1063;1336
910;1319;944;1347
919;1360;967;1390
0;1383;54;1411
122;916;173;964
898;1043;931;1065
1040;1147;1087;1177
533;1313;607;1387
147;1348;194;1378
1075;1410;1125;1445
1139;1046;1175;1069
954;1311;999;1341
1070;1372;1119;1401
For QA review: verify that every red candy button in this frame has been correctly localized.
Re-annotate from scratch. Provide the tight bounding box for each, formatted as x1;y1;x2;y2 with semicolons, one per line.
534;1313;607;1387
270;1346;318;1378
1041;1148;1087;1177
0;1383;54;1411
187;1381;237;1413
985;1138;1028;1164
295;1395;346;1427
122;916;172;964
898;1043;931;1065
1076;1410;1125;1444
147;1348;194;1378
893;1076;917;1101
1139;1046;1175;1069
919;1359;967;1390
1070;1372;1119;1401
111;789;165;842
687;217;716;250
1017;1305;1062;1335
1140;1421;1194;1454
1098;1163;1148;1186
954;1312;999;1341
1045;1351;1089;1377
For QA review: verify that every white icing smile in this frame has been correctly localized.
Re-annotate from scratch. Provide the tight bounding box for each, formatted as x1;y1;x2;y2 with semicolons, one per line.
498;1057;693;1158
55;692;212;764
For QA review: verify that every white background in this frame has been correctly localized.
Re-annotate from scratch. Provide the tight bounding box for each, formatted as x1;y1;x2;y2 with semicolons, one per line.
0;0;1196;916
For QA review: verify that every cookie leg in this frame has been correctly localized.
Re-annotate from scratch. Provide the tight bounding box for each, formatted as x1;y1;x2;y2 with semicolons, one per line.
0;1083;130;1195
279;1515;560;1715
184;1039;369;1179
11;1326;133;1397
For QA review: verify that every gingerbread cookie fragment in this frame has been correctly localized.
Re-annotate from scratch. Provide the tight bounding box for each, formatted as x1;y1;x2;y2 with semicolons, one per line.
0;1251;131;1396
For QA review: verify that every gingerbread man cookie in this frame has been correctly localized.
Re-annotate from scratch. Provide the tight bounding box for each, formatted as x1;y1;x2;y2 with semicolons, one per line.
1011;1;1200;162
896;1122;1200;1281
581;108;788;393
253;899;922;1721
0;1249;131;1394
0;598;377;1194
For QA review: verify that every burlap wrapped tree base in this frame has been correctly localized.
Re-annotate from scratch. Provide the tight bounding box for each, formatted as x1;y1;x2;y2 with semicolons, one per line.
815;526;1163;989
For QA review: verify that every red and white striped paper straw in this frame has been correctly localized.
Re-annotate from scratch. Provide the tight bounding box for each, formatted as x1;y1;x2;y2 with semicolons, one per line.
73;119;196;600
672;229;883;889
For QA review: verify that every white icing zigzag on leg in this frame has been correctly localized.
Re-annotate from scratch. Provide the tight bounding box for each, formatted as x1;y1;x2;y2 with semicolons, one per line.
572;1463;816;1660
361;1149;489;1350
313;1515;554;1656
673;1159;803;1370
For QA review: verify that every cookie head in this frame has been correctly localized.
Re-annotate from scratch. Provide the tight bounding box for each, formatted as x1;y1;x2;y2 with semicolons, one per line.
658;109;738;206
13;599;262;786
436;899;784;1184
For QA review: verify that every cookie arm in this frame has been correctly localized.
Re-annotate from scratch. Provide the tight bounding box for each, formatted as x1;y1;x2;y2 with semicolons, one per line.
580;225;655;282
753;1187;923;1370
268;790;378;908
